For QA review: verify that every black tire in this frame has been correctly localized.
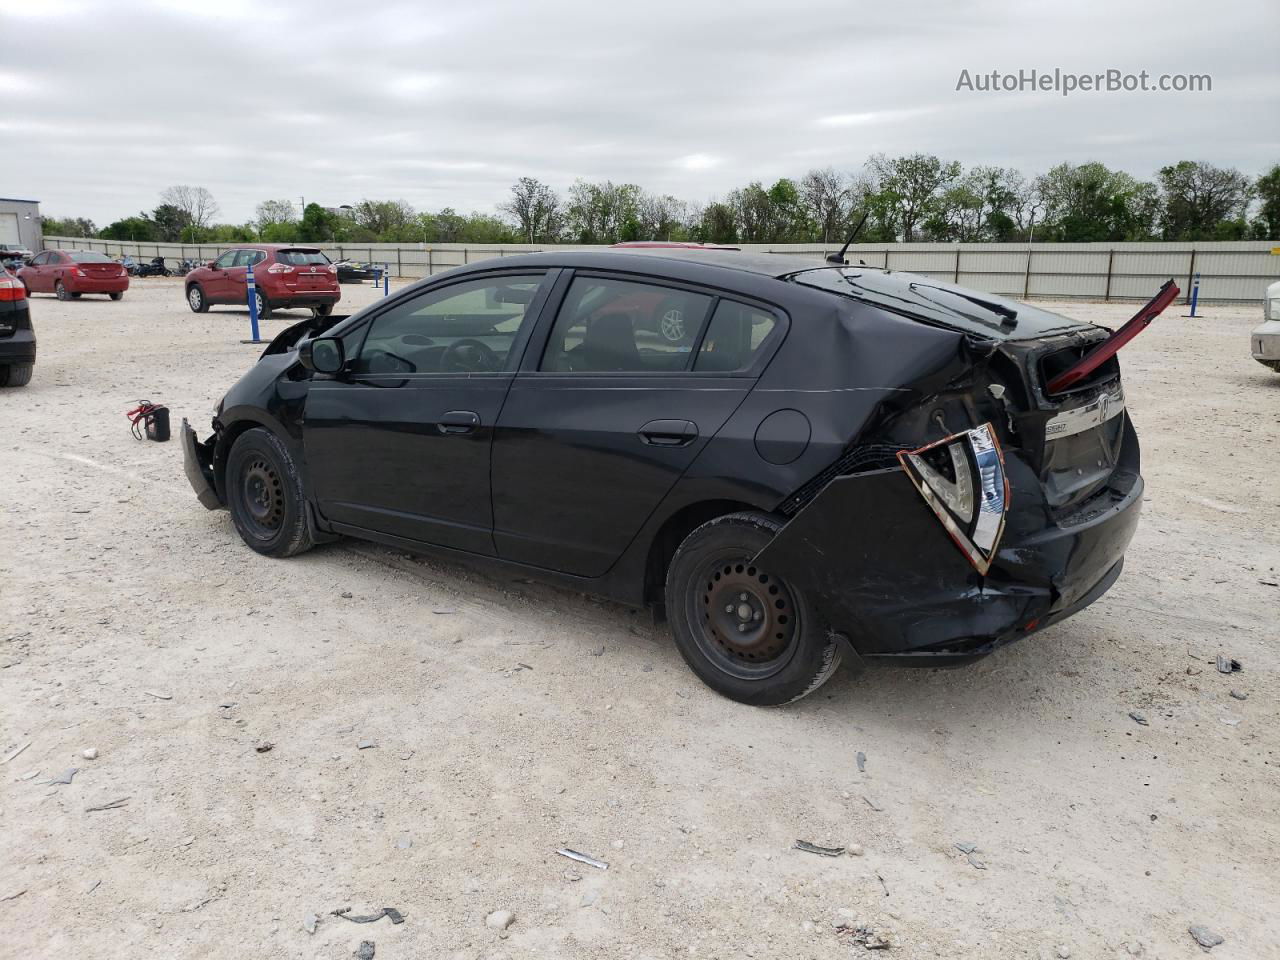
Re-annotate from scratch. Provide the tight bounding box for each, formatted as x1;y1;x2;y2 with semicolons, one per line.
224;428;313;558
187;284;208;313
55;281;70;301
0;363;34;388
313;303;334;318
666;511;841;705
109;291;124;301
254;290;273;320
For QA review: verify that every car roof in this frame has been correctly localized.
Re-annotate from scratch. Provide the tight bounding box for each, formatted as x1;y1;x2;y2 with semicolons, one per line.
458;247;831;280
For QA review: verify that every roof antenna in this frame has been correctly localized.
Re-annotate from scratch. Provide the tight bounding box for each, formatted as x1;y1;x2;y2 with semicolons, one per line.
826;208;870;265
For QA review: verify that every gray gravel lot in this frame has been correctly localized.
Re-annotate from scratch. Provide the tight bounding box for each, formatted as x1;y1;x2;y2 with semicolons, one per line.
2;276;1278;959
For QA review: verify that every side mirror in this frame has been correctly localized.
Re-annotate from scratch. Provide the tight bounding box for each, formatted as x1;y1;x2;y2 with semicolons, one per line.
299;336;345;374
206;260;217;269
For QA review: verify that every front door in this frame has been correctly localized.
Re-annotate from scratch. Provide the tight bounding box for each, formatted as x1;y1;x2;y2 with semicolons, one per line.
303;271;552;555
491;274;780;577
204;249;238;302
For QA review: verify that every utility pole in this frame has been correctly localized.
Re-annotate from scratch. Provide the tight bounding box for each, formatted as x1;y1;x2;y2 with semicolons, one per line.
299;196;305;218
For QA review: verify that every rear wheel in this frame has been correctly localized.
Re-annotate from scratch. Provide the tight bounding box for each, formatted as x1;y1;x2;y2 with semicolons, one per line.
109;291;124;301
225;428;313;558
0;363;33;387
313;303;334;318
666;511;841;705
55;281;69;301
187;284;208;313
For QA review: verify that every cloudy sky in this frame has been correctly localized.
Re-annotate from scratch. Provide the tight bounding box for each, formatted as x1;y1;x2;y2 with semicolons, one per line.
3;0;1276;226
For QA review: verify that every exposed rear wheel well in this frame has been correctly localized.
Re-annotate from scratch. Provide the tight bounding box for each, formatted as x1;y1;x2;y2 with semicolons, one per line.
643;499;768;607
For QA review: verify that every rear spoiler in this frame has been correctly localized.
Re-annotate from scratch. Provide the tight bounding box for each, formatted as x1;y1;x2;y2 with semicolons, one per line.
1046;279;1179;394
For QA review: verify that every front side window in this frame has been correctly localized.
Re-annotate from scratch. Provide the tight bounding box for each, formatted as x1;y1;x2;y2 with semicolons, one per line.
214;250;237;269
30;252;50;266
353;273;545;375
540;277;713;373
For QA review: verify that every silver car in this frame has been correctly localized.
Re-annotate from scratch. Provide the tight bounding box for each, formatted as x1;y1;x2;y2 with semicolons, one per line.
1252;279;1280;373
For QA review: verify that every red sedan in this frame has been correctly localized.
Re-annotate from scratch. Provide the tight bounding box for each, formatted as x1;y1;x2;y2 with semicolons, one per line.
19;250;129;300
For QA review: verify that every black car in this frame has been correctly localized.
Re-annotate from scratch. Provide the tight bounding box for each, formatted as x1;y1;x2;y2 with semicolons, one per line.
334;260;382;284
0;267;35;386
182;249;1164;705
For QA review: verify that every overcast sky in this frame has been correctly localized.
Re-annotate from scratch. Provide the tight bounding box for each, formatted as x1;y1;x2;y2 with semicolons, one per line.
3;0;1276;225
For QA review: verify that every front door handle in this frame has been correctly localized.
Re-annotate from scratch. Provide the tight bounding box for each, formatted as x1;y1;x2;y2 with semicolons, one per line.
438;410;480;435
638;419;697;447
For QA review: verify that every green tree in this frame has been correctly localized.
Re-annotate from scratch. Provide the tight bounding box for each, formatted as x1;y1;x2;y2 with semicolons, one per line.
1034;162;1158;242
151;203;188;242
865;153;962;241
100;214;156;242
42;216;97;238
501;177;563;243
1157;161;1254;240
298;203;341;243
1255;164;1280;239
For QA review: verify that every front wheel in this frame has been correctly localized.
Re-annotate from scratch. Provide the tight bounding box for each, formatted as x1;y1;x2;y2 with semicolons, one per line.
225;428;313;558
187;284;208;313
666;511;841;705
0;363;33;387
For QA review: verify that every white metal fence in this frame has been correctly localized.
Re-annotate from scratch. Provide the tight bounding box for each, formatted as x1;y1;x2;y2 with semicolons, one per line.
42;237;1280;304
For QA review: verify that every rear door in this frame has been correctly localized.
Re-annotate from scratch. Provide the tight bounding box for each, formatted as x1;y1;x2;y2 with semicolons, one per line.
304;270;554;554
490;273;784;577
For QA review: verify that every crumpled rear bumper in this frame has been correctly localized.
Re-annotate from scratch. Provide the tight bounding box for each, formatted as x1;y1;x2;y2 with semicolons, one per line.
181;418;222;510
753;460;1142;664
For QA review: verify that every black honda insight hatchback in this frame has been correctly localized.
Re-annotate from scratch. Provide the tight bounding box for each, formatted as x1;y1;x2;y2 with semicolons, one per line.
183;248;1156;705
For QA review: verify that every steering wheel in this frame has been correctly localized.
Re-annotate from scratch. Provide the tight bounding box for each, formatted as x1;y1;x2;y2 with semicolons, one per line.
440;338;499;372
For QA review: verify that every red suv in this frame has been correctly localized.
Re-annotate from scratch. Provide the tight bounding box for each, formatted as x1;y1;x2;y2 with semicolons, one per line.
18;250;129;300
185;245;340;318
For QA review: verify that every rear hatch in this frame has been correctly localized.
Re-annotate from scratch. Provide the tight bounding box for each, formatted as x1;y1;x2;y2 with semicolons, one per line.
791;268;1145;517
274;248;336;292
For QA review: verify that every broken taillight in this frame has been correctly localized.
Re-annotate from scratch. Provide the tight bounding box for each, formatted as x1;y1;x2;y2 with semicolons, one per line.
1046;279;1178;394
898;423;1010;575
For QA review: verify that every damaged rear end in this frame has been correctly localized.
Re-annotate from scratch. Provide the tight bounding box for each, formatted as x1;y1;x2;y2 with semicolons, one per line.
757;273;1173;664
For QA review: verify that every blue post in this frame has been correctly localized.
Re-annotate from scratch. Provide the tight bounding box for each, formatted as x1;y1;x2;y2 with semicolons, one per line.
1187;272;1201;317
246;262;261;341
383;263;390;297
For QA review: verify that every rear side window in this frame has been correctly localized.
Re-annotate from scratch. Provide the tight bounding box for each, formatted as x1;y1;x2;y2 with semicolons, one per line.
68;251;113;263
276;249;329;266
540;277;713;373
693;300;778;372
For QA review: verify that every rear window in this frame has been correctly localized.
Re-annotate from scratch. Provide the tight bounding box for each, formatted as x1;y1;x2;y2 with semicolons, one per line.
792;267;1089;341
693;300;778;371
275;249;330;266
68;252;113;263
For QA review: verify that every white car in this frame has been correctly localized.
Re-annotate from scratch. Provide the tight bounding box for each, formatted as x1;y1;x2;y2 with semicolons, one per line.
1253;279;1280;373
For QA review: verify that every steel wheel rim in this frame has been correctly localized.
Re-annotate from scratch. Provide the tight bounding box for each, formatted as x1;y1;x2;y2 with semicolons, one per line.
690;554;799;680
189;288;201;310
255;292;265;315
238;457;284;540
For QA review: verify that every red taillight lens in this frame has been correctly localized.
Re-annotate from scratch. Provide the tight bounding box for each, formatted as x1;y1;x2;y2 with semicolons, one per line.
327;264;338;274
267;262;294;274
72;267;86;277
0;276;26;301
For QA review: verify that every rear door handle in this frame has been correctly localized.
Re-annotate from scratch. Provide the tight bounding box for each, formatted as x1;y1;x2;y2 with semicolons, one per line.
638;419;698;447
438;410;480;435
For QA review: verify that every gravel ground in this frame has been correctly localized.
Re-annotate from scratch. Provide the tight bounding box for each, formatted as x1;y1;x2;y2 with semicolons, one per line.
2;276;1278;960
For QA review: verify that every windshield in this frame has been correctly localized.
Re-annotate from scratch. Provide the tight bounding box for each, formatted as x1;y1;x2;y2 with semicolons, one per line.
791;267;1091;341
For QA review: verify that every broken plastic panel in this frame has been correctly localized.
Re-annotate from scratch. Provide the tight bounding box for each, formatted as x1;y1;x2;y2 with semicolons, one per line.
898;423;1009;575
